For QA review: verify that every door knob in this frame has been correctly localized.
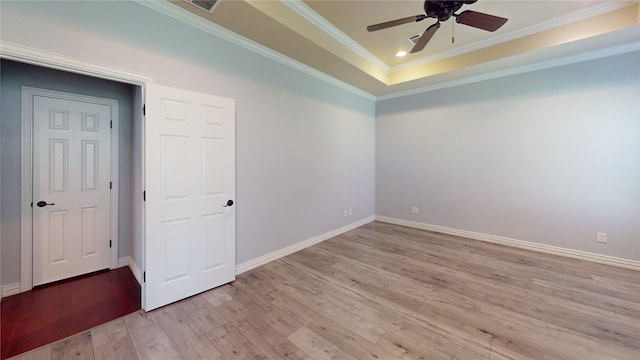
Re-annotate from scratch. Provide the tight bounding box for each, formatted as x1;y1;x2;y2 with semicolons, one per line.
223;200;234;207
36;201;55;207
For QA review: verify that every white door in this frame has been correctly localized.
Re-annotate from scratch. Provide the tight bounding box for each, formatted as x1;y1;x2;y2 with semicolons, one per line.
145;84;236;311
33;95;113;286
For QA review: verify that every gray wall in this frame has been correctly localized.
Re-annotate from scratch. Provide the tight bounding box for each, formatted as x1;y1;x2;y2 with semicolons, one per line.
376;51;640;261
0;59;136;285
0;0;376;285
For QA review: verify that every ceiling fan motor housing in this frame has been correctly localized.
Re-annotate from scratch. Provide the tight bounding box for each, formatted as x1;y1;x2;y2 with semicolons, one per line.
424;0;477;22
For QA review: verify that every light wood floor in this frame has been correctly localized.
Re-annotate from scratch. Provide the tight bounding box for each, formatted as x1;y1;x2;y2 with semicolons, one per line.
11;221;640;360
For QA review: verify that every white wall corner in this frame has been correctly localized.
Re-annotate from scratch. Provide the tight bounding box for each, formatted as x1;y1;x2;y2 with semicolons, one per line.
1;282;22;298
236;215;376;275
375;216;640;272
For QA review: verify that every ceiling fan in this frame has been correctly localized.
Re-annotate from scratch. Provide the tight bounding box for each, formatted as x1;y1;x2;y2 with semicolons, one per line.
367;0;508;54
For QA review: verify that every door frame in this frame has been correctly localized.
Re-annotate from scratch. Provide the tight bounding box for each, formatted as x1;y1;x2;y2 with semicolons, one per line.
21;87;119;291
2;42;152;299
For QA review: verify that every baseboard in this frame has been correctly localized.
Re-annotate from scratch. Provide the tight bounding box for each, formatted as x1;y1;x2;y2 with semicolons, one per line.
375;216;640;271
2;282;21;298
117;256;130;268
128;257;143;285
236;215;376;275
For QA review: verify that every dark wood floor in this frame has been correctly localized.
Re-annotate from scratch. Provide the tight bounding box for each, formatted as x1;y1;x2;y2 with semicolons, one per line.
1;267;140;359
7;221;640;359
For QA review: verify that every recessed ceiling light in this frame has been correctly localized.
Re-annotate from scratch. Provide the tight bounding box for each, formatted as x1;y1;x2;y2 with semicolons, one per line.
396;51;407;57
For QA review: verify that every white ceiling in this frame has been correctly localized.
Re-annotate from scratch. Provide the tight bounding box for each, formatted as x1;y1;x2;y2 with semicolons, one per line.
155;0;640;97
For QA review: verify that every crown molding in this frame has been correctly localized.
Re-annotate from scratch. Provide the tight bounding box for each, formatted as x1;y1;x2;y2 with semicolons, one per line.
281;0;390;73
50;0;634;101
378;42;640;101
133;0;375;100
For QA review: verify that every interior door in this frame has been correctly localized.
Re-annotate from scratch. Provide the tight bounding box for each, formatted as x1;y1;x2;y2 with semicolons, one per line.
33;95;112;286
145;84;236;311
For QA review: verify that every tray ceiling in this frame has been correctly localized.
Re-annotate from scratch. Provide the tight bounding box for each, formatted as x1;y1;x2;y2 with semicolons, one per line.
159;0;640;97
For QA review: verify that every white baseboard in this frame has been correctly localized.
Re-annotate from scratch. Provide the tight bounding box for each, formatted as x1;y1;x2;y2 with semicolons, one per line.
128;257;143;285
117;256;130;268
2;282;21;298
376;216;640;271
236;216;376;275
117;255;142;285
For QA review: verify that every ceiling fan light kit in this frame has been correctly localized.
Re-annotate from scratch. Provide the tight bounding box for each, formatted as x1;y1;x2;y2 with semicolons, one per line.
367;0;508;54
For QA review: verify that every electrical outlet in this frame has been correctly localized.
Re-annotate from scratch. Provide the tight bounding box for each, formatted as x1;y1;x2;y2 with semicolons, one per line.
411;206;419;214
596;232;607;243
348;208;352;216
343;210;348;217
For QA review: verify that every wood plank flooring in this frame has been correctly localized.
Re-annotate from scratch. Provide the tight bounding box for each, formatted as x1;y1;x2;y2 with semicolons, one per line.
9;221;640;359
1;267;141;359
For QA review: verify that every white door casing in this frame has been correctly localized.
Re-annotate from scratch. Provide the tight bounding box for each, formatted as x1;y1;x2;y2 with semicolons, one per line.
32;95;114;286
145;84;236;311
7;43;148;296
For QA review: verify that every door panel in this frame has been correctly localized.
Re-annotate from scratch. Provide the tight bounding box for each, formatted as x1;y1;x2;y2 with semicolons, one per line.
50;139;69;193
48;210;68;263
33;96;112;286
81;206;99;256
82;140;99;191
202;213;226;270
145;85;236;311
161;135;190;200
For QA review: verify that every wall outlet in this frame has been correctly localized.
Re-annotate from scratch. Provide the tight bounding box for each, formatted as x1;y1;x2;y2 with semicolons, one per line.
411;206;419;214
596;232;607;243
348;208;352;216
343;210;348;217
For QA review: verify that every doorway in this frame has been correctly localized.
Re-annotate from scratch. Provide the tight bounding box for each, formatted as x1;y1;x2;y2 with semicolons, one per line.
0;58;144;294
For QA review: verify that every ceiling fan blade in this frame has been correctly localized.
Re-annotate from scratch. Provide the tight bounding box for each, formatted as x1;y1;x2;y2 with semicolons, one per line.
410;22;440;54
455;10;508;32
367;14;426;32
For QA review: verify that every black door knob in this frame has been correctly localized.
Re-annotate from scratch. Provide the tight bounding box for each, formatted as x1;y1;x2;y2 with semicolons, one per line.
36;201;55;207
223;200;234;207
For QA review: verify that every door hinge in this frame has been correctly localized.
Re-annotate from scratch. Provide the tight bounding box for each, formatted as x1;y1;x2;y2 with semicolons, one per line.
110;181;113;190
143;191;146;201
143;271;146;283
110;120;113;129
109;240;112;248
143;105;146;116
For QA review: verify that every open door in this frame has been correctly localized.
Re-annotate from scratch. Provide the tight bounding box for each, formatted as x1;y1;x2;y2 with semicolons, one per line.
144;84;236;311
